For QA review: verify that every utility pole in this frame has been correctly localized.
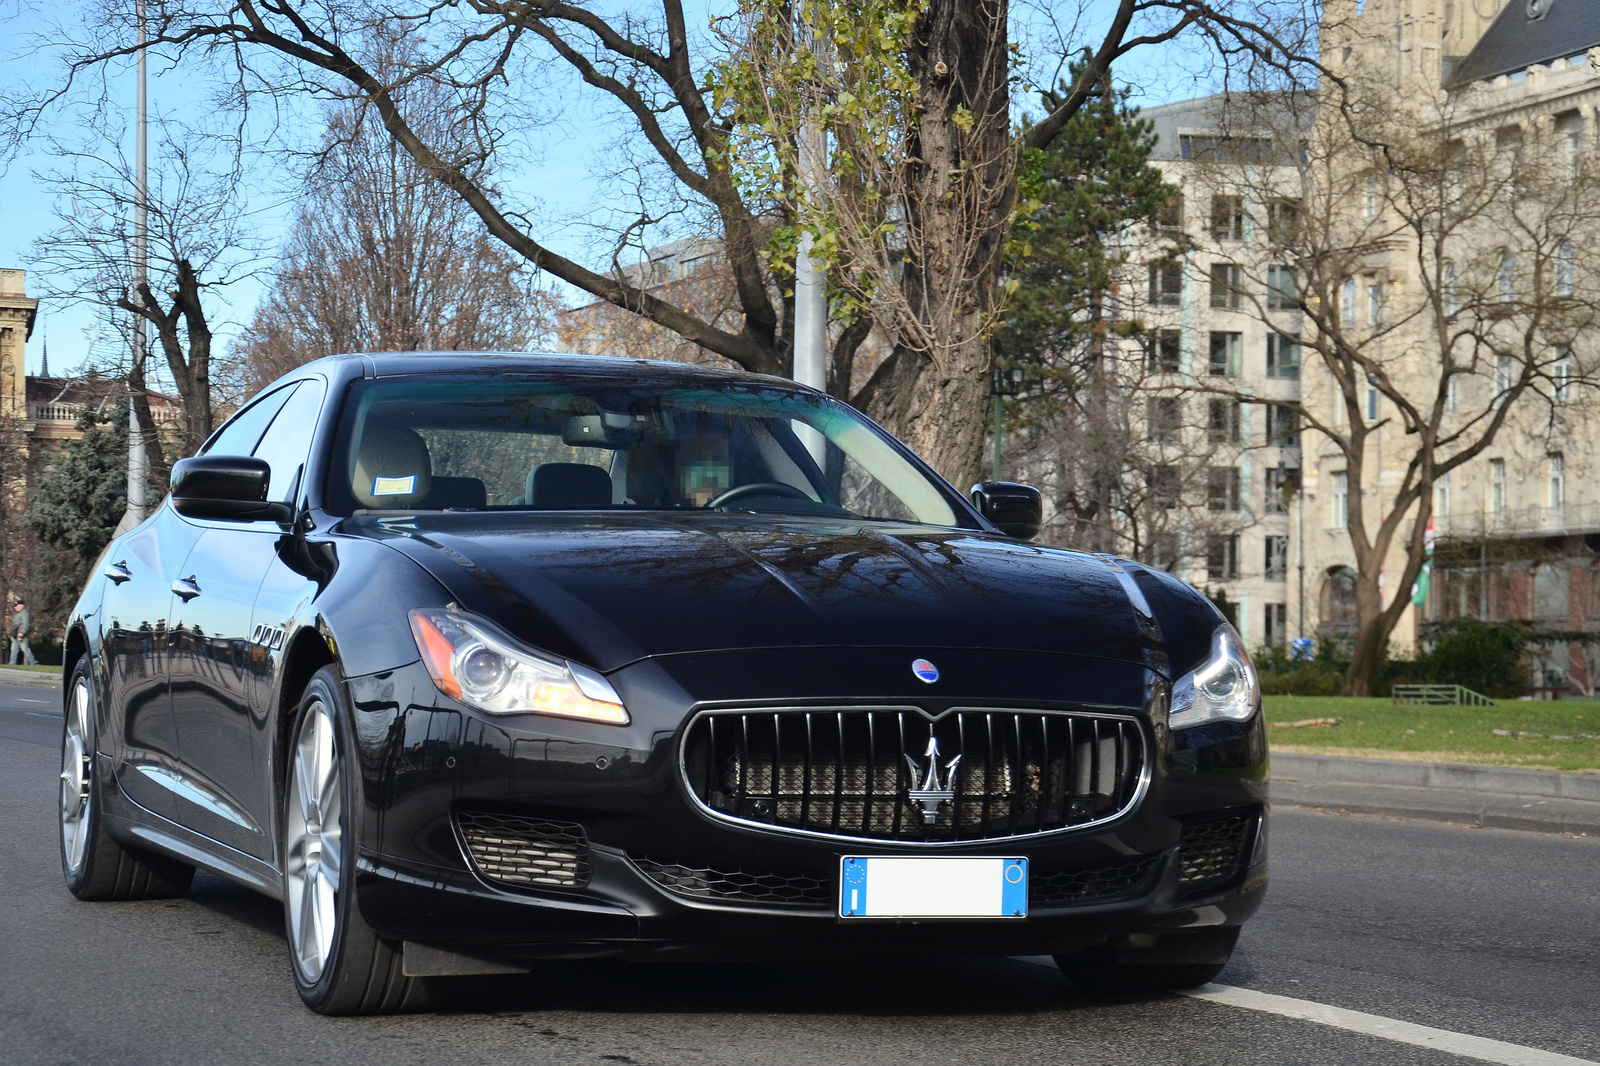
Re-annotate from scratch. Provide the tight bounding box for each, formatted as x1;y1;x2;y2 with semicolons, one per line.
790;12;828;468
114;0;149;536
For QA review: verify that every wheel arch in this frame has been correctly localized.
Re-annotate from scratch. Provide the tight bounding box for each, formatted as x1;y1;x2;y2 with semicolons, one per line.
273;626;338;815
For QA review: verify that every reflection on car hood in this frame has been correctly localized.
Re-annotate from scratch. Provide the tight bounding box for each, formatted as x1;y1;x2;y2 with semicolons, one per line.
351;512;1149;673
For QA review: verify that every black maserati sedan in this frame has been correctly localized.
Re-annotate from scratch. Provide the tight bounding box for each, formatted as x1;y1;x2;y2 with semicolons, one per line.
58;352;1267;1014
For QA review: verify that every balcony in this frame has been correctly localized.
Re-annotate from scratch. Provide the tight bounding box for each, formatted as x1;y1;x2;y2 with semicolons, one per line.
1434;502;1600;542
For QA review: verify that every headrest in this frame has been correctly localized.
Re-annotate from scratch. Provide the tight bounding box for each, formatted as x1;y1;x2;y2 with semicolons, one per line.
528;463;612;510
426;476;487;510
352;426;432;508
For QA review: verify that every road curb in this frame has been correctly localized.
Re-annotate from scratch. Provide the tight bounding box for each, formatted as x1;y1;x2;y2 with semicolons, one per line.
1272;752;1600;835
0;667;62;691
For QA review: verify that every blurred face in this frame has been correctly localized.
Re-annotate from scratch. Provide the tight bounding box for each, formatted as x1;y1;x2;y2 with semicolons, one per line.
676;434;731;508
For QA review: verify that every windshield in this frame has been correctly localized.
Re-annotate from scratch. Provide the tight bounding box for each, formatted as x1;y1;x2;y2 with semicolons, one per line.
322;376;970;527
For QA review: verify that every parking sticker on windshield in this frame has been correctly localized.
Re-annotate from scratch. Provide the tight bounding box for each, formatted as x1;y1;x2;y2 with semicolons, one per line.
373;475;416;496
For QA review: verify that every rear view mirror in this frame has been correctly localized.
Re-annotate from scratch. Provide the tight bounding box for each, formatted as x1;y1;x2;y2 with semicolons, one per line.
170;456;295;524
970;481;1042;541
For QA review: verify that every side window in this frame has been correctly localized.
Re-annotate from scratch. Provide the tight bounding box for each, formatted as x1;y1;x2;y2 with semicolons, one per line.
251;381;328;504
203;386;294;457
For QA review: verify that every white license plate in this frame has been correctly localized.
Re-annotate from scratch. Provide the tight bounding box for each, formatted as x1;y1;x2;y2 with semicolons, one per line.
838;856;1028;919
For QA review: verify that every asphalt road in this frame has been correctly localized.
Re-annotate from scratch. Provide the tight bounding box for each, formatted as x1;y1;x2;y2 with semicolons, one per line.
3;679;1598;1066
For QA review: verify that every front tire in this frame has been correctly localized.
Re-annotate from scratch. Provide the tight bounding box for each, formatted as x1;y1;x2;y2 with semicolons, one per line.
283;666;430;1015
59;658;195;901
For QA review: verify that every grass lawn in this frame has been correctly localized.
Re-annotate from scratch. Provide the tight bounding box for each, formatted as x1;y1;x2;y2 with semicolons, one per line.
0;664;60;674
1263;695;1600;773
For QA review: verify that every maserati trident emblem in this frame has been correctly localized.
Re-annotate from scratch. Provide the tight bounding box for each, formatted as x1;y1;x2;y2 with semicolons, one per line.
905;736;962;825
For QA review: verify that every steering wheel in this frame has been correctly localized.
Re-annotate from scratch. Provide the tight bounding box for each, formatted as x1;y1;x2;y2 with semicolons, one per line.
706;482;814;509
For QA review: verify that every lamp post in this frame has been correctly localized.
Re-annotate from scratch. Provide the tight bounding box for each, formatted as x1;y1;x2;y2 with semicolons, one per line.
991;365;1024;481
113;0;148;536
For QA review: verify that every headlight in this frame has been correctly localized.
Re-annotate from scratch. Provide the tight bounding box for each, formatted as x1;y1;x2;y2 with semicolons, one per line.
1169;625;1258;730
408;607;628;725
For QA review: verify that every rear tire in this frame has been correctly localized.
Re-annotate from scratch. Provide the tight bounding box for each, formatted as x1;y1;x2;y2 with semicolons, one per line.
60;657;195;901
283;666;432;1015
1054;928;1238;994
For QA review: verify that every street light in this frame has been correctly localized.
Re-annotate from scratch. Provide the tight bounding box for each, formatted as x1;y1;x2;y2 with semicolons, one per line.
991;365;1025;481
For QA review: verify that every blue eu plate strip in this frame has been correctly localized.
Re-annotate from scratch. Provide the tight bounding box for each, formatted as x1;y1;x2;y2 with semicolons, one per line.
1002;858;1028;917
841;856;868;916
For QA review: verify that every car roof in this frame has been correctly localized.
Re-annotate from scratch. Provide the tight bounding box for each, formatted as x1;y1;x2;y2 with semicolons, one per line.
298;351;808;393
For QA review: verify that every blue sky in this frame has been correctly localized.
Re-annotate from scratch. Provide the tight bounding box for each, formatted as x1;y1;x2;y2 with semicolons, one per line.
0;2;1216;383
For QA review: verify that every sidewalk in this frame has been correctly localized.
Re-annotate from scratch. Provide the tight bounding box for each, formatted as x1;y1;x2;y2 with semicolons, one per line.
1273;752;1600;836
0;666;61;691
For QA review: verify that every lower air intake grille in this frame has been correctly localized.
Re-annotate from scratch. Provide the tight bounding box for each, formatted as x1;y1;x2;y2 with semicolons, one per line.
632;857;832;908
1177;813;1252;889
1031;856;1161;908
455;811;591;890
682;707;1146;843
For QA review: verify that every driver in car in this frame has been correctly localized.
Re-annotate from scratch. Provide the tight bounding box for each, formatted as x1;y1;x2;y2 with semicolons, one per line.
674;431;734;508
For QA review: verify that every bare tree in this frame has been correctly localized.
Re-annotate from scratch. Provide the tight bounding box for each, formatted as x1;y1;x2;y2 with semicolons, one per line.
224;89;564;401
1195;78;1600;694
29;119;261;460
3;0;1321;487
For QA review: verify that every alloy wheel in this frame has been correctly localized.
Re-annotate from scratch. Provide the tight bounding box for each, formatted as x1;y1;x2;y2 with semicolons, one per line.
285;699;343;984
59;677;93;876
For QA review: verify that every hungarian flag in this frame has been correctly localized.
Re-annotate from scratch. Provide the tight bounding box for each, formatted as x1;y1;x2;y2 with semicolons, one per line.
1411;515;1436;609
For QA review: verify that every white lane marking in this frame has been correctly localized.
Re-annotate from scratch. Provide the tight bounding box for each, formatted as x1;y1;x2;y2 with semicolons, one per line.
1182;983;1598;1066
18;698;49;704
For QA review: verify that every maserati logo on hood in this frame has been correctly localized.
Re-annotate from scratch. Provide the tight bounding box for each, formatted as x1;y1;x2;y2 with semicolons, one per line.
911;658;939;683
905;736;961;825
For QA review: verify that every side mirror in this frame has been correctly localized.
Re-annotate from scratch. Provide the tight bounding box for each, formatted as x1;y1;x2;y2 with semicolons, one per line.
970;481;1042;540
170;456;294;524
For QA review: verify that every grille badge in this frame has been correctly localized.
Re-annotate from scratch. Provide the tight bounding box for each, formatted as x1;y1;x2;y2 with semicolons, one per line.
911;658;939;683
905;736;962;824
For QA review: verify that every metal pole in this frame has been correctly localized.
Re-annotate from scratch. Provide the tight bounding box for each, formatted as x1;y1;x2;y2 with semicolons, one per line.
1297;476;1306;640
790;12;828;467
114;0;149;536
992;386;1003;481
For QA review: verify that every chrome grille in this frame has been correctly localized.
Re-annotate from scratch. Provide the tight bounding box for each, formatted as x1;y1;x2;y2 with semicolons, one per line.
681;708;1146;843
455;811;591;890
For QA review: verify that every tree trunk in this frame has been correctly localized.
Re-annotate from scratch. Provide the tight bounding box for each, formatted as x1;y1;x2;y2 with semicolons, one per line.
125;356;170;499
1344;568;1391;697
855;0;1014;486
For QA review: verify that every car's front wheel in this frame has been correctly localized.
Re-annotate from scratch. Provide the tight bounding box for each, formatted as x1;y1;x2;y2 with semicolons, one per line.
283;666;431;1014
1054;927;1238;994
60;658;195;900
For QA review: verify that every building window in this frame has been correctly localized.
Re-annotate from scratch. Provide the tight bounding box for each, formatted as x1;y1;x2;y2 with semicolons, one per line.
1366;381;1379;421
1266;265;1297;310
1550;453;1565;509
1556;242;1575;298
1208;399;1241;443
1434;471;1451;518
1340;277;1356;325
1155;193;1184;234
1498;253;1515;303
1554;346;1572;401
1265;536;1289;581
1264;602;1288;646
1331;471;1349;528
1149;396;1182;442
1556;110;1583;179
1367;279;1381;324
1151;465;1180;508
1266;403;1299;446
1267;199;1300;243
1210;263;1243;309
1442;260;1459;316
1210;195;1244;241
1149;532;1180;571
1266;467;1293;515
1208;466;1242;512
1207;534;1240;580
1266;333;1300;378
1490;458;1506;514
1495;354;1513;399
1446;374;1459;414
1148;261;1182;306
1364;173;1378;219
1209;331;1242;377
1145;328;1181;373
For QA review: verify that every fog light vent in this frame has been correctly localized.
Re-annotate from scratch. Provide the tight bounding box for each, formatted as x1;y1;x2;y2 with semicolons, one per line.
455;811;591;890
631;857;832;908
1031;856;1160;907
1177;813;1251;888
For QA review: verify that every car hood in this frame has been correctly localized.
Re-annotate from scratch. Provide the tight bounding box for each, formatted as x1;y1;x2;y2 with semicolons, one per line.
351;512;1155;674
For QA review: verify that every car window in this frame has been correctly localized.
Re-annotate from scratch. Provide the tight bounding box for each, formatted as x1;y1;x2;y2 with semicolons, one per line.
203;385;294;457
323;377;969;527
252;380;327;505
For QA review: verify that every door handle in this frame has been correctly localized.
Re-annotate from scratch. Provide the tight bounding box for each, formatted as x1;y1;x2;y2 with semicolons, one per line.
170;576;202;602
104;560;133;585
